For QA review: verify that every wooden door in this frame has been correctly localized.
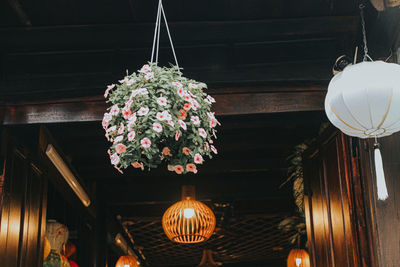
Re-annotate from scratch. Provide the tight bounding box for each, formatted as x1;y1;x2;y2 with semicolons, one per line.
303;129;373;267
0;130;47;267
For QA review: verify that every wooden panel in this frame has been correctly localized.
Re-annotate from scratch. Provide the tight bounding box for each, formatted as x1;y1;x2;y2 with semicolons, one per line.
0;130;47;267
303;129;372;267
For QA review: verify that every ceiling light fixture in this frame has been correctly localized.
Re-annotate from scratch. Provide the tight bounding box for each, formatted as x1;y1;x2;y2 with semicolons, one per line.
45;144;91;207
114;234;140;267
162;185;216;244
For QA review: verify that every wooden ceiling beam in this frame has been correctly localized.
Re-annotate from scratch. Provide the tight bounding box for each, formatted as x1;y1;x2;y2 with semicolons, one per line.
1;84;326;125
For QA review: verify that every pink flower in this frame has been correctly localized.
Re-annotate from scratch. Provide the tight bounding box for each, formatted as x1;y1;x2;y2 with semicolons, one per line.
204;142;210;151
157;96;167;106
191;116;200;125
153;122;163;133
102;119;109;130
184;92;192;102
183;103;191;111
188;83;198;89
114;135;123;144
194;153;204;164
110;105;120;116
198;128;207;138
211;145;218;154
128;131;136;141
128;113;137;124
115;143;127;154
141;138;151;148
210;118;218;128
103;112;112;123
156;112;166;121
137;107;149;116
125;99;133;109
207;95;216;103
104;84;115;98
172;81;183;88
122;107;132;120
144;72;154;80
118;123;125;134
167;120;175;127
186;163;198;174
139;88;148;95
182;147;190;155
175;131;180;141
132;162;144;170
177;87;184;97
162;147;172;156
191;99;200;111
110;153;120;165
178;120;187;130
139;64;151;73
174;165;184;174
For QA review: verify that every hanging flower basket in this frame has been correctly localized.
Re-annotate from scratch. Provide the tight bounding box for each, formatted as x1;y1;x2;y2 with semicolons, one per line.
103;63;219;174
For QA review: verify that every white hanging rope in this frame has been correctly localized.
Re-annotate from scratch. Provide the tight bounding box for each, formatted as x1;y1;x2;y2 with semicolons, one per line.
150;0;180;69
374;143;389;201
150;0;162;63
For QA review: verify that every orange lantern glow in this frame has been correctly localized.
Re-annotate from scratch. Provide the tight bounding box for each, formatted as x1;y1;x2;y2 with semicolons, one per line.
287;249;310;267
115;255;139;267
43;237;51;260
162;185;216;244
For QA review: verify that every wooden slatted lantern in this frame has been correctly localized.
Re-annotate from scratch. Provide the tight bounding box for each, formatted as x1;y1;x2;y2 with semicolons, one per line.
115;255;139;267
162;185;216;244
287;249;310;267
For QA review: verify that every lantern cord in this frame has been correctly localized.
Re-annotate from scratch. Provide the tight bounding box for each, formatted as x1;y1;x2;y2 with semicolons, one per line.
374;142;389;201
359;4;373;62
150;0;180;69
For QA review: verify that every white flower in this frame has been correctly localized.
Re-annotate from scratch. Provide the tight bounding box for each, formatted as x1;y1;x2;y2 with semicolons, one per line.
144;72;154;80
128;131;136;141
118;123;125;134
211;145;218;154
126;79;135;86
104;84;115;98
107;126;117;133
198;128;207;138
139;64;151;73
207;95;216;103
114;135;123;144
157;112;166;121
191;99;200;110
119;77;128;84
110;105;120;116
137;107;149;116
162;110;172;121
130;89;140;99
178;120;187;130
110;153;120;165
191;116;200;125
177;87;184;97
188;83;198;89
194;153;204;164
167;120;175;127
139;88;148;95
172;81;183;88
128;113;137;123
141;138;151;148
153;122;163;133
103;112;112;123
157;96;167;106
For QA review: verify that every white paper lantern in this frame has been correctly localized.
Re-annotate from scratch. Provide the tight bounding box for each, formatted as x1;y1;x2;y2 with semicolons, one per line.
325;61;400;139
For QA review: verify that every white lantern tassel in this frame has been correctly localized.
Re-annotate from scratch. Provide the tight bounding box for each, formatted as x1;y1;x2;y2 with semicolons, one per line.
374;145;388;201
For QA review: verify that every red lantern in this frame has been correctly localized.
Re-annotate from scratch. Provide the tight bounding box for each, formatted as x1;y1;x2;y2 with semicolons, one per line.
287;249;310;267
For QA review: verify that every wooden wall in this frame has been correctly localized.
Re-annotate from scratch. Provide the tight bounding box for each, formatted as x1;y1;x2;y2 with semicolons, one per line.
0;131;47;266
303;129;374;267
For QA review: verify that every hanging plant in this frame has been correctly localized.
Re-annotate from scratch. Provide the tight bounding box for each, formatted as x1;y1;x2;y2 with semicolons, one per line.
102;64;219;174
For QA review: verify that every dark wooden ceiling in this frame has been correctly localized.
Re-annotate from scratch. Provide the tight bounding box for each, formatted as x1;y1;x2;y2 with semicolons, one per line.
2;0;399;266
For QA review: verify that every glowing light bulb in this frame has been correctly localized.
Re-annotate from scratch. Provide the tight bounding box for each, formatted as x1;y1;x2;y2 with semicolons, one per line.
184;208;195;218
296;258;302;267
